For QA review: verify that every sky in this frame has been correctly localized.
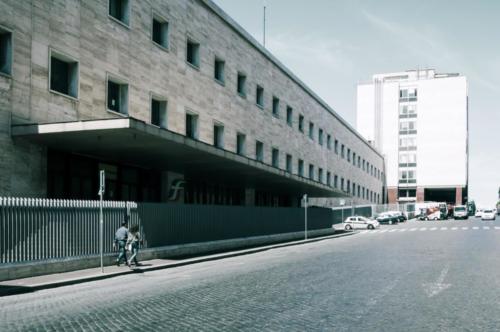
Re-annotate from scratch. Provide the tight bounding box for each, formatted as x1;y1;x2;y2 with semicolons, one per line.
213;0;500;208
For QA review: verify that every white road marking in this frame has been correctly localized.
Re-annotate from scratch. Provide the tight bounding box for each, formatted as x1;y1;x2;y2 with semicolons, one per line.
440;227;448;230
472;226;479;230
430;227;437;231
420;227;427;231
483;226;490;230
359;230;368;234
399;229;407;232
451;227;458;230
462;227;468;230
495;226;500;230
422;264;451;298
410;228;418;231
389;229;397;233
379;230;388;233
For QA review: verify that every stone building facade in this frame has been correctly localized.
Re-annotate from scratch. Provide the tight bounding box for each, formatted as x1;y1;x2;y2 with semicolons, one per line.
0;0;385;206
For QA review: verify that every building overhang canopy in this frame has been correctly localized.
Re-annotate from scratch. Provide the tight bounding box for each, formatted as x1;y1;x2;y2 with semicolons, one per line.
12;118;346;198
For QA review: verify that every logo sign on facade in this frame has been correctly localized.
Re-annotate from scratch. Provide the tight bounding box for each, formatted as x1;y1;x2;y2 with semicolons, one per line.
339;199;346;206
168;179;186;201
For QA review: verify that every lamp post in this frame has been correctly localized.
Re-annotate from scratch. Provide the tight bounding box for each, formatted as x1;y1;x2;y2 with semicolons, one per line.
303;194;308;240
98;170;105;273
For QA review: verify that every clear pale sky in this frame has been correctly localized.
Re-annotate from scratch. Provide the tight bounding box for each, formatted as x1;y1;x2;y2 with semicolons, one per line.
213;0;500;208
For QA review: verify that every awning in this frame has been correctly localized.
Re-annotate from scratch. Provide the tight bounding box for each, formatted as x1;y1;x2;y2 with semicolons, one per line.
12;117;346;198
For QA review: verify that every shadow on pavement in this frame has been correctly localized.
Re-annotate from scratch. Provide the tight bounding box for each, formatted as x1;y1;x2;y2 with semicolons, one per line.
0;285;35;297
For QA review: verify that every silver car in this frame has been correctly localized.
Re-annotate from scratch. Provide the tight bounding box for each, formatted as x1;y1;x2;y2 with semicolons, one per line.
343;216;380;230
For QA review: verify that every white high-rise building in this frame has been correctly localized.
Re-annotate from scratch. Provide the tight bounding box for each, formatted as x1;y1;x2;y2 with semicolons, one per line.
356;69;468;205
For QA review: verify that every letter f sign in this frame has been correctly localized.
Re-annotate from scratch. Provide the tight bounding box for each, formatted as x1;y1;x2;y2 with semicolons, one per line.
168;179;186;201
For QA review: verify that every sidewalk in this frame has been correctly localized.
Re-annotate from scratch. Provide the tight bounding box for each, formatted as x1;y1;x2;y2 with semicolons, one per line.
0;231;355;297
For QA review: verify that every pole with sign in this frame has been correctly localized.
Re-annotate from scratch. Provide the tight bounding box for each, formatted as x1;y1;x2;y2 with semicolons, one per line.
303;194;308;240
340;199;345;224
98;170;105;273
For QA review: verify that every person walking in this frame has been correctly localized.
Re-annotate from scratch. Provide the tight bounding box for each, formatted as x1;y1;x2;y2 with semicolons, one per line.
114;221;129;267
126;224;141;267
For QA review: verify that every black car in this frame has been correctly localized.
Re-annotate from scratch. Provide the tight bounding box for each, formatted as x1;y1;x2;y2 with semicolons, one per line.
376;212;400;225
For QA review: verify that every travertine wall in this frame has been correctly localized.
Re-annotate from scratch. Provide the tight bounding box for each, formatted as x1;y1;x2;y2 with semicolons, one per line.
0;0;385;203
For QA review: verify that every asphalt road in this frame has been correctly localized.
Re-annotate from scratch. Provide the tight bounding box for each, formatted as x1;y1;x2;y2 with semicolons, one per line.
2;217;500;331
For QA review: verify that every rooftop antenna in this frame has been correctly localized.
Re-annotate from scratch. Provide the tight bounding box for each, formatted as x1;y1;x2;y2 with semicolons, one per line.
263;0;267;47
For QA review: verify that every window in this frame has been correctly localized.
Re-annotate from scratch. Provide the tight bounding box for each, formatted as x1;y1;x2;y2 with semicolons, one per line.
152;15;169;49
334;175;338;189
318;129;324;146
399;104;417;117
214;58;225;84
318;168;323;183
346;180;350;193
0;27;12;76
272;97;280;117
109;0;130;26
309;164;314;180
286;106;293;126
236;133;246;155
327;135;331;150
50;50;79;98
107;75;128;115
352;152;356;166
357;185;361;198
352;182;356;195
256;85;264;108
298;115;304;132
358;156;361;168
255;141;264;162
185;113;198;139
362;160;365;171
347;148;351;162
334;140;339;154
341;178;344;191
341;144;345;158
213;123;224;148
298;159;304;177
186;39;200;68
286;154;292;173
151;97;167;128
272;148;279;168
237;72;246;97
326;172;331;186
399;88;417;102
309;122;314;140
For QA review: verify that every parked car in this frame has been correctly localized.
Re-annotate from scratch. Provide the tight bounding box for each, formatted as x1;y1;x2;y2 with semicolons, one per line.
453;205;468;220
475;209;483;218
343;216;380;230
481;209;496;221
387;211;407;222
376;212;399;225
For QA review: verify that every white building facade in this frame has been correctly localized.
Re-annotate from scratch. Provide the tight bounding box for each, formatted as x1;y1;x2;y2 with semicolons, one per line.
357;69;468;205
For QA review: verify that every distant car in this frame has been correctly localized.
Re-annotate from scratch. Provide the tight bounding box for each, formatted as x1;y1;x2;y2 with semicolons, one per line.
343;216;380;230
376;212;399;225
387;211;407;222
475;209;483;218
481;209;496;221
453;205;468;220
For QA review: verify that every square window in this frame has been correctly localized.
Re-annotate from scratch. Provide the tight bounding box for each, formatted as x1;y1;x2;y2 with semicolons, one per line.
107;76;128;115
0;28;12;76
152;15;169;49
214;58;225;84
298;115;304;132
50;51;79;98
185;113;198;139
237;72;246;97
309;122;314;140
151;98;167;128
286;154;292;173
272;97;279;117
109;0;130;26
237;133;246;156
298;159;304;177
272;148;279;168
256;85;264;108
256;141;264;162
187;39;200;68
286;106;293;126
213;123;224;148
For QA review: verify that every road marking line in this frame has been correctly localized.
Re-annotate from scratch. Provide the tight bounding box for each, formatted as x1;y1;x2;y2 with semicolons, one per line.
371;230;380;233
389;229;397;233
462;227;468;230
451;227;458;230
380;230;388;233
483;226;490;230
420;227;427;231
430;227;437;231
410;228;417;231
399;229;407;232
440;227;448;230
495;226;500;230
359;230;368;234
472;226;479;230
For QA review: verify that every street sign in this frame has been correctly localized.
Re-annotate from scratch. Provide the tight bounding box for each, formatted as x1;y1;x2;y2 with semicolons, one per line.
340;199;345;206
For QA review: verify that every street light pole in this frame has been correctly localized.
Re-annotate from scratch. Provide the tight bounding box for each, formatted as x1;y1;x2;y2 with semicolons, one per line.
303;194;308;240
98;170;105;273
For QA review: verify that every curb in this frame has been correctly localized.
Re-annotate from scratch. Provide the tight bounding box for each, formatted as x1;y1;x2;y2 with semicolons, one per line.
0;231;355;297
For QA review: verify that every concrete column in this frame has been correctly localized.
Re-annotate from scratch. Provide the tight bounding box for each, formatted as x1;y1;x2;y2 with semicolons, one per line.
245;188;255;206
416;187;425;203
387;187;398;204
456;187;463;205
